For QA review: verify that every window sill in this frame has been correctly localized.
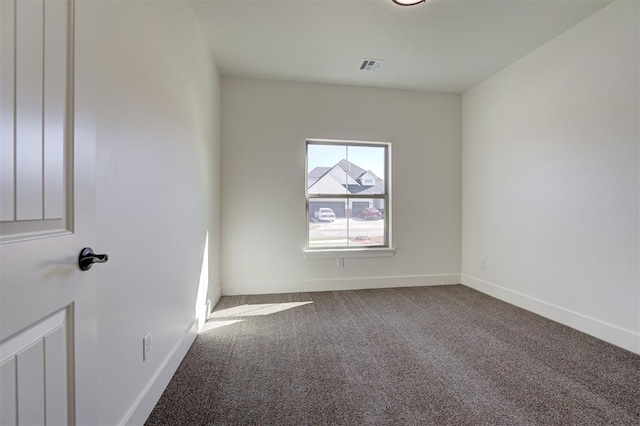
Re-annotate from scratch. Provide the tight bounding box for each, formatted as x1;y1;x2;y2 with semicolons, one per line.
304;247;396;259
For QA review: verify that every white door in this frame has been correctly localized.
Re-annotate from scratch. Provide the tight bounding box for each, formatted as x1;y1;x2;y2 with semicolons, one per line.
0;0;99;424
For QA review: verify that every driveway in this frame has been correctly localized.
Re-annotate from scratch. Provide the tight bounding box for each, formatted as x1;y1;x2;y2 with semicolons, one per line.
309;217;384;247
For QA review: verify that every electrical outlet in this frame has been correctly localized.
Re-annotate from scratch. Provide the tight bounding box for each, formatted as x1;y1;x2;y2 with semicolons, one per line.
480;260;486;271
143;333;152;361
337;258;344;268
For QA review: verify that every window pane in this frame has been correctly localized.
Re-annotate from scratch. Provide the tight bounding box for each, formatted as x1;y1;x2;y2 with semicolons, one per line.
308;198;386;248
346;145;385;195
307;144;347;195
308;144;386;196
309;200;347;248
349;207;385;247
306;141;390;250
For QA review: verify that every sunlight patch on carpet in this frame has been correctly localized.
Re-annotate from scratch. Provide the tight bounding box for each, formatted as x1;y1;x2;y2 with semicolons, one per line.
209;301;313;318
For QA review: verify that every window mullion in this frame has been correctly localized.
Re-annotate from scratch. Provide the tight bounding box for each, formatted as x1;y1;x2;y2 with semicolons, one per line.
346;146;350;246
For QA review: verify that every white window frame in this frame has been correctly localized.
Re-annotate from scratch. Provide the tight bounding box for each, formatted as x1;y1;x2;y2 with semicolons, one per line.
304;139;394;258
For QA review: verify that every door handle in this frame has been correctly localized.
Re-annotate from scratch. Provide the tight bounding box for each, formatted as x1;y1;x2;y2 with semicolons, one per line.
78;247;109;271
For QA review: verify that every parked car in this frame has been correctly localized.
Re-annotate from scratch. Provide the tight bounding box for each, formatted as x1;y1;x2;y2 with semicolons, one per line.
357;207;383;220
314;208;336;222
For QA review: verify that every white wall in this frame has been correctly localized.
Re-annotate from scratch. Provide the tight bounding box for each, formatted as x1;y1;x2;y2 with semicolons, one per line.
461;0;639;353
221;77;461;294
95;2;221;424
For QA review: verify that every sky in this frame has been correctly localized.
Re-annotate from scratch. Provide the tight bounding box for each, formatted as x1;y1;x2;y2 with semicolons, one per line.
307;144;386;179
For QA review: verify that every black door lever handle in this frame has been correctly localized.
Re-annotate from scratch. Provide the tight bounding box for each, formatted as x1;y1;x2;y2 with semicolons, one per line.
79;247;109;271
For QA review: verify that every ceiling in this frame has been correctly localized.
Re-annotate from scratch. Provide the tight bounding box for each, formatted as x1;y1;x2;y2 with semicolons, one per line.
191;0;612;93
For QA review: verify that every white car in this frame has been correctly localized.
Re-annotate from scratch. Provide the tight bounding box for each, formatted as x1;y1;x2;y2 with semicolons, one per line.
313;208;336;222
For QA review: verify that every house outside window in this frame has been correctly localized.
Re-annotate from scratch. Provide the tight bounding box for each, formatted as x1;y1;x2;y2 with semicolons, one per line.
306;139;390;250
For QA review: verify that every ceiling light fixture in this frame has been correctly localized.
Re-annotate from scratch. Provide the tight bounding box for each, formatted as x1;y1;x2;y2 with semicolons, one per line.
392;0;425;5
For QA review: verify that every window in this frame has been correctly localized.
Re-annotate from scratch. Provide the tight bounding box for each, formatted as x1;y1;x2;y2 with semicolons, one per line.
306;139;390;250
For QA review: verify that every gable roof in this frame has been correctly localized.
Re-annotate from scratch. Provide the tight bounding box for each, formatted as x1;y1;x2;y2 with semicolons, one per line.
357;170;378;181
308;166;331;179
308;164;360;193
308;159;384;195
307;166;332;189
336;159;367;181
348;182;383;195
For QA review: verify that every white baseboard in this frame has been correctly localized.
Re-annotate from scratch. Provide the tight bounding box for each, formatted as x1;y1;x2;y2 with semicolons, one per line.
122;320;198;426
461;274;640;355
222;273;460;296
208;284;222;314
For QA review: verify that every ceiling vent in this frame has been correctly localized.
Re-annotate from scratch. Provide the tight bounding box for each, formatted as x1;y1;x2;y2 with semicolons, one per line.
359;59;384;72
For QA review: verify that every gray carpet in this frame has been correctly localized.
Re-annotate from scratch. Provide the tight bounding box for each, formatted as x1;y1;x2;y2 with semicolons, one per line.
145;285;640;425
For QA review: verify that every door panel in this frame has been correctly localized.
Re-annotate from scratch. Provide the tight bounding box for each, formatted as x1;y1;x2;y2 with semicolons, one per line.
0;0;98;424
15;0;44;221
43;0;69;220
16;341;46;425
2;0;69;240
0;359;17;424
0;0;15;221
0;309;69;425
45;326;69;425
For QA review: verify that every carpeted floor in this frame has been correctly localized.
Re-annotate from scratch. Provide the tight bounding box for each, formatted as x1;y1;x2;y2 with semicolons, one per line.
145;285;640;425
